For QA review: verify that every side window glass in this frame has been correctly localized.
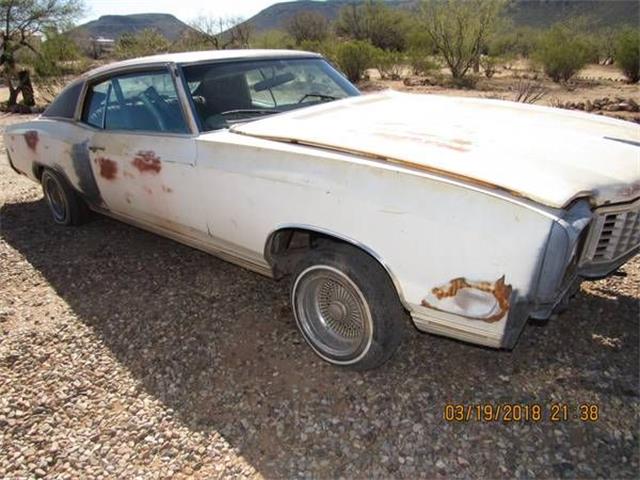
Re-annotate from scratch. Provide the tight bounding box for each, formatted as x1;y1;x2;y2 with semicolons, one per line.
81;79;111;128
105;70;188;134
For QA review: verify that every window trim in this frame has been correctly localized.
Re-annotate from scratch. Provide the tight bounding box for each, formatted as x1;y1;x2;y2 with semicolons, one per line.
76;63;198;137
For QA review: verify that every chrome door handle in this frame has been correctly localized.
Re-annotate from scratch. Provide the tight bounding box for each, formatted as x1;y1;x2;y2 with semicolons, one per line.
88;145;105;152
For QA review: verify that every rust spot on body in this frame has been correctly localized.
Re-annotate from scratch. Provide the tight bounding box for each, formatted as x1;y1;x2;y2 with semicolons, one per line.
421;276;512;323
132;151;161;173
95;157;117;180
24;131;39;151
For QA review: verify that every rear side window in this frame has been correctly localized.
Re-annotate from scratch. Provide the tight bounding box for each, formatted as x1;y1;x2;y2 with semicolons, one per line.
81;69;189;134
42;81;83;119
81;79;111;128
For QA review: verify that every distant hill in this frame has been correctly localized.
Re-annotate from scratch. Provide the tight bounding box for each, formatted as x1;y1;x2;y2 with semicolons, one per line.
245;0;640;33
70;13;193;42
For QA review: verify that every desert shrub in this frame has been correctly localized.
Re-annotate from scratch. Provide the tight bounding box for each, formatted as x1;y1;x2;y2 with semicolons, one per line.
374;48;405;79
406;50;438;76
420;0;507;80
615;28;640;83
512;79;548;104
335;1;409;51
115;29;170;59
18;30;82;79
480;55;500;78
488;26;539;59
405;27;438;76
252;30;295;49
299;39;338;63
285;11;328;45
534;25;591;82
335;40;377;83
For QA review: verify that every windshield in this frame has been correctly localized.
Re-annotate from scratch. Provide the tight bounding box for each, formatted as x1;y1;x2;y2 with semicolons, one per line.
181;57;360;132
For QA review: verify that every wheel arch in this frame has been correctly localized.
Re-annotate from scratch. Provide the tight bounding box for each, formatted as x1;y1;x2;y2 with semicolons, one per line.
264;224;408;309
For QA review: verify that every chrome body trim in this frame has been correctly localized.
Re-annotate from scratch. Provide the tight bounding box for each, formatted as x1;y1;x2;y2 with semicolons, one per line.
95;208;273;278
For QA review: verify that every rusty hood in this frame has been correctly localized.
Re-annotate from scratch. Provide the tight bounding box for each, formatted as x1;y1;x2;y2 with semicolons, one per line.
230;91;640;208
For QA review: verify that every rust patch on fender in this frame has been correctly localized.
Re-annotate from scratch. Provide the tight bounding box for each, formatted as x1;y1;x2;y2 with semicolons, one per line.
421;276;512;323
24;131;39;151
95;157;117;180
132;151;161;174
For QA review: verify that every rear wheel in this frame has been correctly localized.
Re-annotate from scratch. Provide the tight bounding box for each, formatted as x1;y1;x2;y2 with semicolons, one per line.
41;169;89;226
290;243;407;370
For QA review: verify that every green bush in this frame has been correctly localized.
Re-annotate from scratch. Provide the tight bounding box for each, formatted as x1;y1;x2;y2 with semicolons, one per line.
336;40;377;83
335;1;409;52
373;48;405;80
252;30;295;50
480;55;499;78
115;29;169;60
407;50;439;76
21;30;81;78
299;39;339;63
615;28;640;83
535;25;591;83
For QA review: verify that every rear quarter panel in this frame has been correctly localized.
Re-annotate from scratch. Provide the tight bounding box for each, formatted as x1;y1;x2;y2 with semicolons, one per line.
4;120;96;199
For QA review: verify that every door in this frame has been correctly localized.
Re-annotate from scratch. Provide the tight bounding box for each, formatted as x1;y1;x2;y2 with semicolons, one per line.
81;68;205;234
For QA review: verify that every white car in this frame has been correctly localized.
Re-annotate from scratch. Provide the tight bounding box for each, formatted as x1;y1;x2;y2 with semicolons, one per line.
5;50;639;369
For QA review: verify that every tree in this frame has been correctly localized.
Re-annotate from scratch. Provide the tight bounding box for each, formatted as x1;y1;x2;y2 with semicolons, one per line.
419;0;507;81
615;28;640;83
335;1;409;51
285;11;328;45
183;15;251;51
0;0;84;106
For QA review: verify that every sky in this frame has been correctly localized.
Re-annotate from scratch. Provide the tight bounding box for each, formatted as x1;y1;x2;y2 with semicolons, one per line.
81;0;297;24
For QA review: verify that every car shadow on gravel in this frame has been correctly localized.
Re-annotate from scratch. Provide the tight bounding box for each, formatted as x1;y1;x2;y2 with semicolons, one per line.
2;198;639;478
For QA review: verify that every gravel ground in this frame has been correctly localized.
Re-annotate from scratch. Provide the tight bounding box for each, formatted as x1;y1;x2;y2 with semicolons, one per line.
0;114;638;479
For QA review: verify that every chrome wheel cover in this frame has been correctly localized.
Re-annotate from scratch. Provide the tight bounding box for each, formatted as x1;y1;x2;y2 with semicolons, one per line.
293;265;373;364
43;175;68;223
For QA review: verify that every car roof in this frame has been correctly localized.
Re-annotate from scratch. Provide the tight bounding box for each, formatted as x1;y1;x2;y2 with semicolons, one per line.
84;49;322;78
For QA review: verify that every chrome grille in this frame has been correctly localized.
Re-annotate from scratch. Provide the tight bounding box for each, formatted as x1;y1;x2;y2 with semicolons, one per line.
581;199;640;265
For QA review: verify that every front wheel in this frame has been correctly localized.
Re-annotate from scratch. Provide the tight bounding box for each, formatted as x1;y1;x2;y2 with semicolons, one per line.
290;244;407;370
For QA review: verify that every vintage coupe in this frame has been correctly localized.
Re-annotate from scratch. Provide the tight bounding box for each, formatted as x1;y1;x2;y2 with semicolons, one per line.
5;50;640;369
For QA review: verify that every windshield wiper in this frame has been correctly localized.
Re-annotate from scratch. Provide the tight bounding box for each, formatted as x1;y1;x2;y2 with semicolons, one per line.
219;108;281;117
298;93;338;104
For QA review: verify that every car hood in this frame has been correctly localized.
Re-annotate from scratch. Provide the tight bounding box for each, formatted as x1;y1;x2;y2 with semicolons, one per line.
231;91;640;208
